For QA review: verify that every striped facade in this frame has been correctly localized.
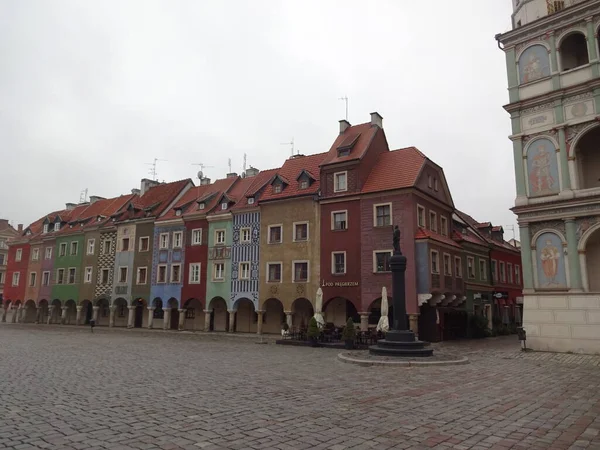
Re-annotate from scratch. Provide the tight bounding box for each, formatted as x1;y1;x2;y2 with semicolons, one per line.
231;211;260;309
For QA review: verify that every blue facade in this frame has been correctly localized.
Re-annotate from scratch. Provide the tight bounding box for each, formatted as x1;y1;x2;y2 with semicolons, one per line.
415;242;429;294
150;223;186;309
231;211;260;309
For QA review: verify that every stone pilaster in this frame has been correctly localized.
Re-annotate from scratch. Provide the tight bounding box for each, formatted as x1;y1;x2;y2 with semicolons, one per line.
228;310;235;332
284;311;293;328
565;218;582;290
505;46;519;103
519;224;535;291
512;137;527;205
75;306;82;326
47;305;55;325
256;310;264;335
178;309;185;331
109;306;116;327
586;17;600;77
127;306;135;328
557;127;572;191
163;308;171;330
92;306;99;323
359;312;369;331
35;307;41;324
549;33;561;90
147;307;155;329
204;310;211;332
408;314;419;336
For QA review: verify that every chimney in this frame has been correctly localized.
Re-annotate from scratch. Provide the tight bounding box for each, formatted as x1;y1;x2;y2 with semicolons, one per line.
89;196;105;204
200;177;211;186
245;167;259;178
131;188;141;196
370;112;383;128
17;224;23;232
140;178;160;196
339;119;351;134
226;173;238;179
65;203;77;210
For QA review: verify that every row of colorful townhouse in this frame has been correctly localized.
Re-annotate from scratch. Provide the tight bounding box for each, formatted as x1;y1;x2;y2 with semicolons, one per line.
1;112;523;341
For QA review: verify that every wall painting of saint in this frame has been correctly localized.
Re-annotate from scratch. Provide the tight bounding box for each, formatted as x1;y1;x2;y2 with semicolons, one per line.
519;45;551;84
526;138;560;197
535;232;567;289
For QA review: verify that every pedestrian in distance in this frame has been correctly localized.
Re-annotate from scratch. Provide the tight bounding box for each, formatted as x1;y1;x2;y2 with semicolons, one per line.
90;319;95;333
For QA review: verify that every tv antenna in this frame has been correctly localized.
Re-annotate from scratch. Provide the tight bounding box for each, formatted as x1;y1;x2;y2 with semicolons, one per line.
228;158;232;174
79;188;88;203
504;224;516;241
281;138;295;157
191;162;214;180
339;95;349;121
243;153;247;174
146;158;167;181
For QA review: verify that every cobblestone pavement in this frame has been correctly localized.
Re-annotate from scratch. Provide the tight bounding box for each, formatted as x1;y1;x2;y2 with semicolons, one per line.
1;325;600;450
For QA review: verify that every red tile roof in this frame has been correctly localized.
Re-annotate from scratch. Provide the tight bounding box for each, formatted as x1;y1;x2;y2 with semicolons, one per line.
230;168;280;212
207;176;257;216
415;227;461;248
115;179;192;222
452;229;488;247
455;210;519;254
260;153;327;202
361;147;426;194
320;123;379;166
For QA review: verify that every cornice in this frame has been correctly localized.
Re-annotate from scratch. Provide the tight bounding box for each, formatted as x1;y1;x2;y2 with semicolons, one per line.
503;79;600;113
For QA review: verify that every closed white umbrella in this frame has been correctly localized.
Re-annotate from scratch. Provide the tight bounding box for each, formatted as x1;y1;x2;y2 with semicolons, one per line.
376;286;389;332
314;287;325;328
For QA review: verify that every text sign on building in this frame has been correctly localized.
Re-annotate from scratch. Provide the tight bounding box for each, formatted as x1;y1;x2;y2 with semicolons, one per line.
321;280;359;287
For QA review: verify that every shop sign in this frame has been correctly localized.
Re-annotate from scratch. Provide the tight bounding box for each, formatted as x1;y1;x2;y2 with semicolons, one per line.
321;280;359;287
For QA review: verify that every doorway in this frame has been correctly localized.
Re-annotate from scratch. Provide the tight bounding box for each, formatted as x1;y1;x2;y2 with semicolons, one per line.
134;299;144;328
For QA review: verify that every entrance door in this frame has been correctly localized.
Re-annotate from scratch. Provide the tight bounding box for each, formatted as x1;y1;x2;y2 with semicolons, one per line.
170;308;179;329
134;301;144;328
85;304;92;325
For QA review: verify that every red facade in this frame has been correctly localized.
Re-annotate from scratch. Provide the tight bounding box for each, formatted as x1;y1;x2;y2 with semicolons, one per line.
490;244;523;306
181;217;209;309
3;242;30;306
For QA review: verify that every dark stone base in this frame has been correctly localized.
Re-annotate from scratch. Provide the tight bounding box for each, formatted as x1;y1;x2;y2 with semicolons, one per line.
369;330;434;357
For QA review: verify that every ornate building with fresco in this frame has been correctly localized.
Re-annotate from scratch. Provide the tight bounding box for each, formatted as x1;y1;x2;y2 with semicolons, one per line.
497;0;600;353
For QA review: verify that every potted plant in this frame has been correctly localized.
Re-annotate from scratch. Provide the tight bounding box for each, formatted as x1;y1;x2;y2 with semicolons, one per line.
341;317;356;350
307;317;320;347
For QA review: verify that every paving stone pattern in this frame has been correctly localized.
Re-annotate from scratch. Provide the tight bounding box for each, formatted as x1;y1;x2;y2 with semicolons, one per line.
1;326;600;450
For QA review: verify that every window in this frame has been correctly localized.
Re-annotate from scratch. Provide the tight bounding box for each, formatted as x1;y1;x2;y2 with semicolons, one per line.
443;254;451;276
43;223;49;234
12;272;19;286
173;231;183;248
101;269;109;284
221;202;228;210
467;257;475;278
213;263;225;281
0;272;4;284
157;265;167;283
159;233;169;249
240;228;251;243
59;243;67;257
440;217;448;236
68;268;76;284
103;240;111;254
118;267;128;283
239;262;250;280
293;222;308;241
139;237;149;252
29;272;36;287
428;174;432;188
0;254;4;265
171;264;181;283
121;238;130;251
268;225;282;244
434;178;439;191
137;267;147;284
429;211;437;232
87;239;95;255
417;205;425;228
247;197;255;205
192;229;202;245
455;257;463;278
273;184;282;194
492;260;498;282
215;229;226;245
267;263;282;282
199;202;205;210
374;251;392;273
84;267;93;284
54;222;60;232
42;271;50;286
515;265;521;285
32;248;39;261
300;180;308;189
559;33;589;71
508;263;514;283
431;251;440;274
332;211;347;231
15;248;22;261
374;203;392;227
189;263;201;284
334;171;347;192
70;241;78;255
479;260;487;280
332;252;346;275
293;261;308;282
45;247;52;259
500;262;506;283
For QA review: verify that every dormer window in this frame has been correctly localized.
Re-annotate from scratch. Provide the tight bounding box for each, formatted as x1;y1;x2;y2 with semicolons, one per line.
336;133;359;157
274;184;282;194
300;180;308;190
26;230;31;236
221;202;228;210
199;203;205;210
54;223;60;232
248;197;255;205
175;209;182;216
43;224;48;234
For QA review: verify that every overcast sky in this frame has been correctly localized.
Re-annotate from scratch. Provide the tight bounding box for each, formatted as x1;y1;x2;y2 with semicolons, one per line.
0;1;516;237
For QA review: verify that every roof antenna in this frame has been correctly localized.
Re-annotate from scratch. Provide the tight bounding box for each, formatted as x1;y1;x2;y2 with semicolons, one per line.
191;162;214;181
146;158;167;181
281;138;294;157
228;158;232;174
339;95;349;121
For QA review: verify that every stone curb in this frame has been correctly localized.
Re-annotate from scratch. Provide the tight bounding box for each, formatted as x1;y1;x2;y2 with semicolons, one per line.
337;352;470;367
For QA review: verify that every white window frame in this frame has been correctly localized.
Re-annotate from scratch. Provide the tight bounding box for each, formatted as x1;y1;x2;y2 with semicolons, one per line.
42;271;50;286
454;257;462;278
440;216;448;236
429;211;437;232
87;239;95;255
266;262;283;283
45;247;52;260
247;197;255;205
70;241;78;256
213;262;225;282
100;268;110;284
68;267;76;284
32;248;39;261
59;243;67;257
373;250;393;273
170;264;182;283
299;179;309;189
139;236;150;252
157;264;167;284
417;205;426;228
84;266;93;284
53;222;60;232
292;260;309;283
443;253;452;276
239;261;250;280
159;233;169;249
12;272;20;286
430;250;440;274
334;171;348;192
240;227;251;243
331;251;346;275
29;271;36;287
479;259;487;280
221;202;228;210
199;202;205;210
15;248;22;262
267;224;282;244
467;256;475;279
331;210;348;231
136;267;147;285
293;221;309;242
191;228;203;245
121;237;130;252
118;266;128;284
173;231;183;248
43;223;49;234
189;263;201;284
215;229;226;245
373;203;392;227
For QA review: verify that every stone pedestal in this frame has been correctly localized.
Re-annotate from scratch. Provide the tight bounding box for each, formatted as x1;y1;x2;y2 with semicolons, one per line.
178;309;185;330
75;306;82;326
256;310;264;334
359;312;369;331
163;308;171;330
204;310;211;332
147;307;155;329
228;310;235;332
127;306;135;328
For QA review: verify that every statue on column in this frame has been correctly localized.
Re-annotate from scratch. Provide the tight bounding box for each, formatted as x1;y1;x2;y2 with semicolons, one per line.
393;225;401;254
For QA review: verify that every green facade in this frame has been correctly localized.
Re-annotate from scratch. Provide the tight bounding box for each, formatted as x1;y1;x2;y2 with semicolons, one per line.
206;216;233;309
462;245;492;314
51;234;85;303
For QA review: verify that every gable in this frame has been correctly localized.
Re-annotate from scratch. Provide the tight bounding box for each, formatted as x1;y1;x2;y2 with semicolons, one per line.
415;162;454;208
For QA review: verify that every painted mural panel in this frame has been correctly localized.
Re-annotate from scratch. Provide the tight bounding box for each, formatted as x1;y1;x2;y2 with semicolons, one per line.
526;138;560;197
519;45;551;84
535;232;567;289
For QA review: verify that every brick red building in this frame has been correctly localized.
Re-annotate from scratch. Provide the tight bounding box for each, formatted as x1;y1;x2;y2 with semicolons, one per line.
2;235;30;321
